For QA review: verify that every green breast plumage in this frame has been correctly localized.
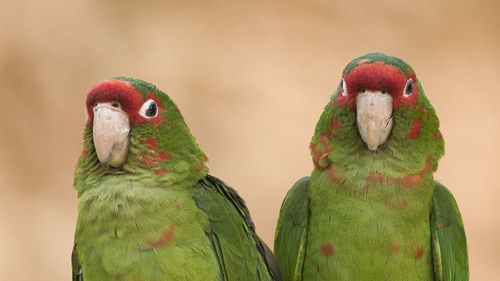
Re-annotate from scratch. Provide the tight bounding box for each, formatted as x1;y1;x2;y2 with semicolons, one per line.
74;175;219;281
302;170;435;281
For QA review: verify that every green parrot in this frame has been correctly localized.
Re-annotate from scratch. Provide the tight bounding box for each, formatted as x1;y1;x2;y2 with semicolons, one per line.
72;77;282;281
274;53;468;281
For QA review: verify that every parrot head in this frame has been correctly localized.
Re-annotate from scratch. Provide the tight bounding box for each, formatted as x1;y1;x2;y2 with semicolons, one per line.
310;53;444;179
74;77;208;194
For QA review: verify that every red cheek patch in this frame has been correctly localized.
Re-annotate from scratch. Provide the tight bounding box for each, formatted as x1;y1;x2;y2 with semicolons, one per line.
405;118;425;139
418;105;430;120
327;166;344;184
158;151;172;160
330;118;342;138
142;138;158;150
155;168;168;176
142;154;159;167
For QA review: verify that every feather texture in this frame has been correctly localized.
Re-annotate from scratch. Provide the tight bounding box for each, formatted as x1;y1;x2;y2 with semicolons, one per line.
431;182;469;281
274;177;310;281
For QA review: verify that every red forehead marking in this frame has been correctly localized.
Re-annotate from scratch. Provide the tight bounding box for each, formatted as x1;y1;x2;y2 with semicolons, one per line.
86;79;166;124
333;62;418;109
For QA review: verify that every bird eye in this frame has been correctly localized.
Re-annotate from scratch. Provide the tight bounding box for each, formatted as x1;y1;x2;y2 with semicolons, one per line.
404;79;413;97
139;99;158;118
341;78;347;96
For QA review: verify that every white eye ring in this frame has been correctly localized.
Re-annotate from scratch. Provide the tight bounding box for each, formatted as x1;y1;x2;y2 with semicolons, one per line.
403;79;413;97
139;99;159;118
341;78;347;96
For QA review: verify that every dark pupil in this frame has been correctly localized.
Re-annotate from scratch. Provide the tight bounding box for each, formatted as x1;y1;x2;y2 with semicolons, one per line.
406;80;413;94
146;102;157;117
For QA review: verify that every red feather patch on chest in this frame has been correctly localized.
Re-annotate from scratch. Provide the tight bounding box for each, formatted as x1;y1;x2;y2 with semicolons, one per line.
334;62;418;109
327;166;344;184
394;157;434;188
145;225;176;249
388;240;401;256
359;157;434;194
320;243;335;257
414;245;425;260
86;79;166;125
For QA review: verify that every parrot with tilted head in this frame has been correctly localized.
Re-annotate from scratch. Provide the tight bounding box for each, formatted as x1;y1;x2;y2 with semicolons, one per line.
274;53;468;281
72;77;282;281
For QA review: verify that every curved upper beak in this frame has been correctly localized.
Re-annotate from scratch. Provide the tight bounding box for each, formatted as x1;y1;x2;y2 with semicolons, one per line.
92;103;130;169
356;91;394;151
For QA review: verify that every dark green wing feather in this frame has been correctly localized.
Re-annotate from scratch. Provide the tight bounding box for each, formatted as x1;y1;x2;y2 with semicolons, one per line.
193;174;283;281
431;182;469;281
274;177;310;281
72;244;83;281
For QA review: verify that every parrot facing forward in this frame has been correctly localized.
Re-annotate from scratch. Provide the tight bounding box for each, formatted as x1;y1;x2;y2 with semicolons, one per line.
274;53;468;281
72;77;281;281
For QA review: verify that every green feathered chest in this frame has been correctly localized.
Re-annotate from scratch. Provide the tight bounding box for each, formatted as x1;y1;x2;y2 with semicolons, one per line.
303;171;435;281
74;177;219;281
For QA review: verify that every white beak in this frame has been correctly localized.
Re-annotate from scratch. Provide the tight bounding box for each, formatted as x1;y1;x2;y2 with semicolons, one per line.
92;103;130;169
356;91;394;151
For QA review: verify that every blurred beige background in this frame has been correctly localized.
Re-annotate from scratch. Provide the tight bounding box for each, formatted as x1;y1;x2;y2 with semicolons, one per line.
1;0;499;280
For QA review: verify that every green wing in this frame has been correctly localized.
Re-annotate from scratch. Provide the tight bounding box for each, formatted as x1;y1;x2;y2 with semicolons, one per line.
71;244;83;281
431;182;469;281
274;177;310;281
193;174;283;281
